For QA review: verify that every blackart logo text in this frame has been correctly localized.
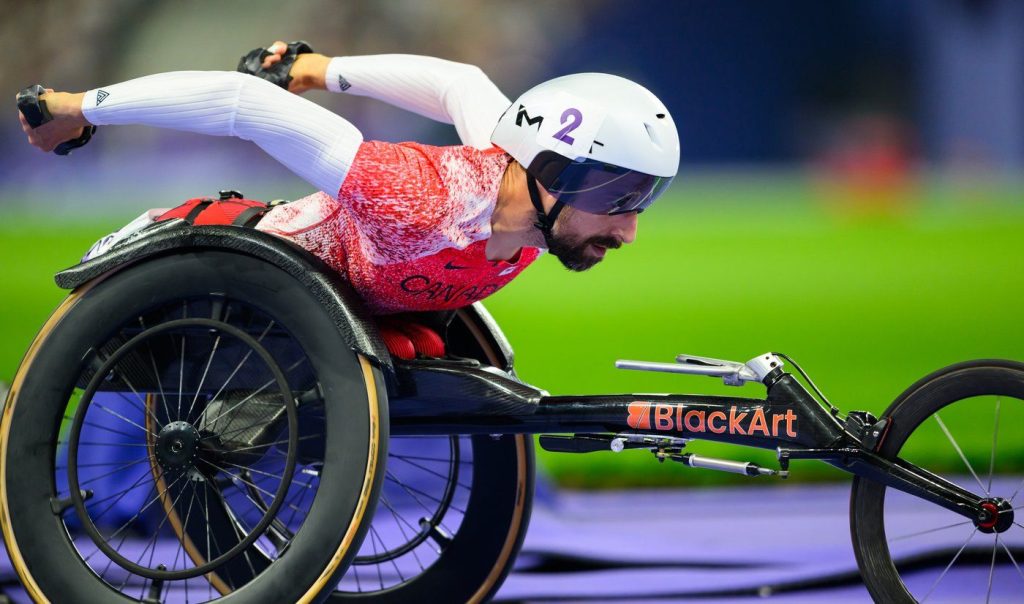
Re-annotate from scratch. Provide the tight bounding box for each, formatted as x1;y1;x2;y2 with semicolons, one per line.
626;401;798;438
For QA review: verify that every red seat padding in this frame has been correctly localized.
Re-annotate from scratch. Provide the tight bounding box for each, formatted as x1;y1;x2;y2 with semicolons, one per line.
375;317;446;359
377;324;416;360
393;320;446;358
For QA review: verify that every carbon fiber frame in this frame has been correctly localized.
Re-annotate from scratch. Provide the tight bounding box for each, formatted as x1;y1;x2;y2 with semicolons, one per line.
387;361;989;523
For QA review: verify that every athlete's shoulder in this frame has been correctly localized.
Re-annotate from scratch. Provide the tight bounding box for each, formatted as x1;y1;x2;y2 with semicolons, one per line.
337;140;510;260
342;140;509;219
354;140;507;166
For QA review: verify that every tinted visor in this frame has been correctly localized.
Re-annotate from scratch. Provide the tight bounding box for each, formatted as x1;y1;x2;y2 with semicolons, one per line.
528;151;673;215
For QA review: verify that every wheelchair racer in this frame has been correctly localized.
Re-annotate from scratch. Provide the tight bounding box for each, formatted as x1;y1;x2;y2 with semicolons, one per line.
18;42;679;322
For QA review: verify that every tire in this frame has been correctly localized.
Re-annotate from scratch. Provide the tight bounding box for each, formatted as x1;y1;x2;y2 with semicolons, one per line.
0;251;387;603
850;360;1024;603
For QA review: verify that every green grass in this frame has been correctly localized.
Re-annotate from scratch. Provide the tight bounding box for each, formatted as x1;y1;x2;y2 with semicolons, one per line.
2;176;1023;487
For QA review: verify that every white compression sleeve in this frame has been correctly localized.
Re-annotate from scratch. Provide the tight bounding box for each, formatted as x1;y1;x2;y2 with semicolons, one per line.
81;71;363;196
325;55;511;149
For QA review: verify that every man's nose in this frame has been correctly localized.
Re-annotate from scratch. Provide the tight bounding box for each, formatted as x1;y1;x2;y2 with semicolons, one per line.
613;212;639;244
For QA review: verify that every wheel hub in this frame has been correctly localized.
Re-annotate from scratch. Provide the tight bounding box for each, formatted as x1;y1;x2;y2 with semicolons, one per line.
976;497;1014;534
154;421;201;471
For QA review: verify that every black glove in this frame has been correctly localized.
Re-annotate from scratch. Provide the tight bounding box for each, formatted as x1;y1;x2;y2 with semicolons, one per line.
16;84;97;156
236;41;314;89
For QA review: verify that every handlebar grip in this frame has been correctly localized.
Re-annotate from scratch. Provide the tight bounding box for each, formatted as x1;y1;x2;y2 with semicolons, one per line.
16;84;97;156
16;84;51;129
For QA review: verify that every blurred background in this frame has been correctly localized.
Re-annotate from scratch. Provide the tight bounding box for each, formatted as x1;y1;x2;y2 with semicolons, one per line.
2;0;1023;488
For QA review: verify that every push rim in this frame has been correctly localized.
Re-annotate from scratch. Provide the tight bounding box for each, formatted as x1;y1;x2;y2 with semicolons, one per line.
49;293;331;600
337;435;473;592
66;317;299;581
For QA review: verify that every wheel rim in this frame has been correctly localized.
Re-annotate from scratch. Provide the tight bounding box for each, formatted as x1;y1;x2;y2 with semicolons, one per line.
53;296;324;600
334;435;474;593
880;393;1024;601
207;428;476;595
353;436;463;564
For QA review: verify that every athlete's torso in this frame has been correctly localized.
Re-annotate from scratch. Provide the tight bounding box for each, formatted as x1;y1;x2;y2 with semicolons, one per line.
257;141;543;314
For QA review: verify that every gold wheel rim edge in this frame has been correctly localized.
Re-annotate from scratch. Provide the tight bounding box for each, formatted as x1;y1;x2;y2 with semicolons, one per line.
467;435;528;604
458;308;530;604
0;288;91;604
298;354;382;603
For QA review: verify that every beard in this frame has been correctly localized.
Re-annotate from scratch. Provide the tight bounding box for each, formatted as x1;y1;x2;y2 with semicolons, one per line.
543;215;622;272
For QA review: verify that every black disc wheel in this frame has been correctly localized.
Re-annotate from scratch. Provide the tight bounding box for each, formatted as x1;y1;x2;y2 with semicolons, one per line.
851;360;1024;603
0;251;387;603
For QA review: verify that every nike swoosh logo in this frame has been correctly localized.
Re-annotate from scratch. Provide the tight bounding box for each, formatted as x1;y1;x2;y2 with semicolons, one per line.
444;261;470;270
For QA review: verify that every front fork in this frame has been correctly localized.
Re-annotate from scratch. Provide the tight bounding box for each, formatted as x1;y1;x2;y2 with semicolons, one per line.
763;367;997;528
779;446;999;528
768;374;999;529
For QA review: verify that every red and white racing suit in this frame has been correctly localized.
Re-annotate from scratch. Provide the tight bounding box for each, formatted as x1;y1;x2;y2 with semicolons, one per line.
79;55;544;315
257;142;541;314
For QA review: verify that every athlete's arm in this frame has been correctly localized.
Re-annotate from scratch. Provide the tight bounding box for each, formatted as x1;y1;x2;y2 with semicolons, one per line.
264;43;510;150
18;71;362;196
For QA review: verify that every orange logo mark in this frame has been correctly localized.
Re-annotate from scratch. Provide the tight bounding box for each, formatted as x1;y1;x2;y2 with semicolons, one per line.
626;401;651;430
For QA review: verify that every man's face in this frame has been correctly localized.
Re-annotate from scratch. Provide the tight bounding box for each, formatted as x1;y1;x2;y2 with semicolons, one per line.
545;205;639;271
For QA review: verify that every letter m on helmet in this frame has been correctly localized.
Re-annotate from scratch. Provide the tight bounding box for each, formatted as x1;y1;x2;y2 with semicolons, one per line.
514;104;544;129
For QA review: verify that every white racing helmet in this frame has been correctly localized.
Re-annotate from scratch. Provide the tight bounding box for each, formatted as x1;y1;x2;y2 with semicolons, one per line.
491;73;679;229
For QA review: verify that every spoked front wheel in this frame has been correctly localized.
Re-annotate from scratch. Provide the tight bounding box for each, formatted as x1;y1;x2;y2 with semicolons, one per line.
851;360;1024;603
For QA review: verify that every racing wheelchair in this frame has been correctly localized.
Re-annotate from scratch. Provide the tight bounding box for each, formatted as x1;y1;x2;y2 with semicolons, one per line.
10;74;1022;604
2;214;1022;604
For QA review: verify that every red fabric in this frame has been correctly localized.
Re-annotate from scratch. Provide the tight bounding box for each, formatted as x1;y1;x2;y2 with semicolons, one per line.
158;198;267;226
257;141;543;315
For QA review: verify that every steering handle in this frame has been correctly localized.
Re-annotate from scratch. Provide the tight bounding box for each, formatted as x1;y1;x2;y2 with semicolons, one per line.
16;84;97;155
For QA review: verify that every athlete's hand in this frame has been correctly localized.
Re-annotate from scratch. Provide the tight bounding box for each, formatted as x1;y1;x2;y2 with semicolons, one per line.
253;40;329;94
260;41;289;70
16;89;89;153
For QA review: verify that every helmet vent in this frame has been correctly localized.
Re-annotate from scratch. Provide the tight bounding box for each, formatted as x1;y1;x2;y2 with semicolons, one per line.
644;122;659;145
656;113;666;119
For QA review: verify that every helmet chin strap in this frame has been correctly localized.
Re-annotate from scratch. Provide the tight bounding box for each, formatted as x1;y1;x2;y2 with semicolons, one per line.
526;176;565;236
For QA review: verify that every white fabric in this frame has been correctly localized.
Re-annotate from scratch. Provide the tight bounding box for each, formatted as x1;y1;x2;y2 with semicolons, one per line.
82;71;363;196
81;208;168;261
326;54;511;149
